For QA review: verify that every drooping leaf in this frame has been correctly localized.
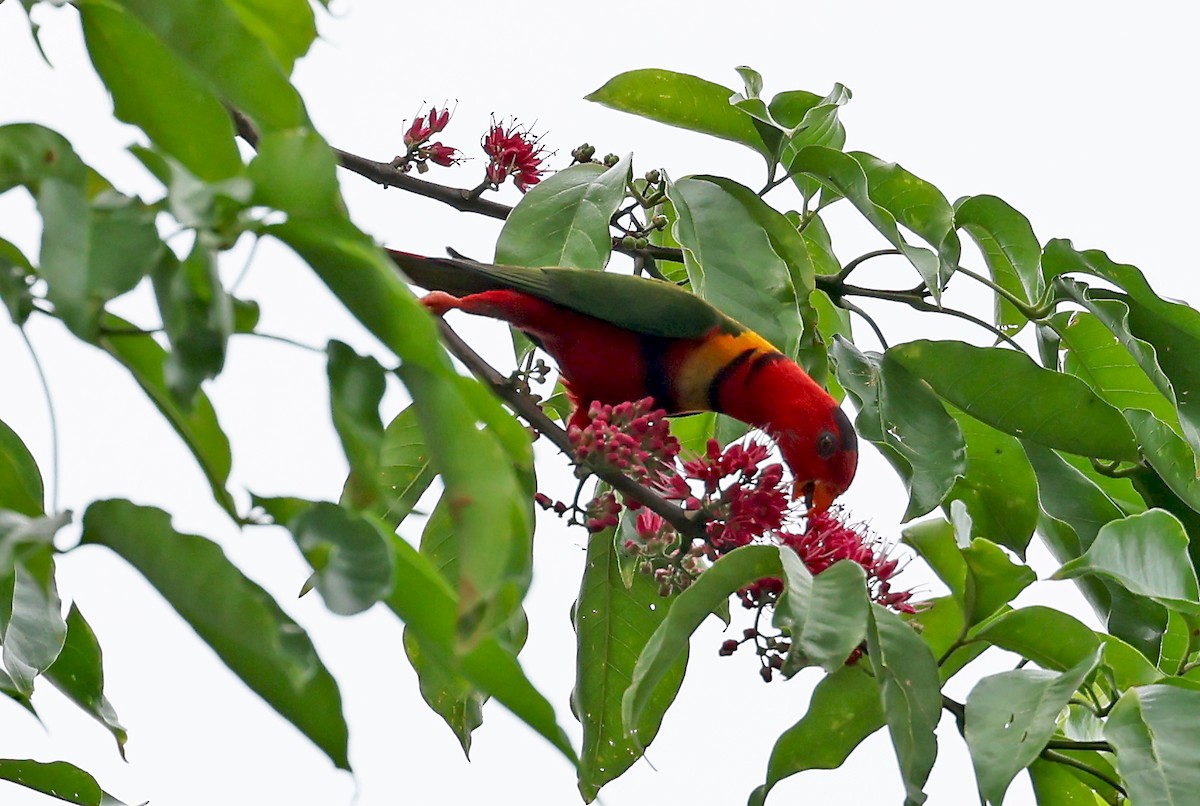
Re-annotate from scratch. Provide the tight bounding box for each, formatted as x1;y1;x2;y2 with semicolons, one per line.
1;548;67;695
375;405;435;530
496;155;632;270
954;195;1043;334
889;340;1138;461
972;607;1100;673
80;499;350;769
748;665;883;806
1126;410;1200;518
0;236;36;325
44;605;127;756
326;341;387;511
1027;758;1109;806
289;503;393;616
0;758;125;806
574;523;685;802
1105;684;1200;806
0;418;44;517
965;647;1103;805
774;556;870;674
668;175;813;357
773;84;851;201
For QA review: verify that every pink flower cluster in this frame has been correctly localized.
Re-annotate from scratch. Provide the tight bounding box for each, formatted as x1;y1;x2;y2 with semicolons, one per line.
397;105;461;170
482;120;548;192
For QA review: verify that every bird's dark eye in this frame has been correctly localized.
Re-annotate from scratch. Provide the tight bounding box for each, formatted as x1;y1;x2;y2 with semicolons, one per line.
816;430;837;460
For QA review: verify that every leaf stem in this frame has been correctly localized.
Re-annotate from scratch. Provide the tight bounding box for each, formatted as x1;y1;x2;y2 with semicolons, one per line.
835;248;902;282
836;299;889;349
18;326;59;514
1039;749;1126;798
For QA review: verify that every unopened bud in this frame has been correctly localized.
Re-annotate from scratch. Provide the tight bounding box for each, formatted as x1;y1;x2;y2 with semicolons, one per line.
760;666;773;683
645;169;661;183
719;639;739;656
603;153;620;167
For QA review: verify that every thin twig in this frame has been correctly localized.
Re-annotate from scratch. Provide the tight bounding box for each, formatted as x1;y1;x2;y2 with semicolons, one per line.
837;299;889;349
19;327;59;513
836;248;902;281
1040;749;1126;798
1044;740;1113;753
941;694;966;737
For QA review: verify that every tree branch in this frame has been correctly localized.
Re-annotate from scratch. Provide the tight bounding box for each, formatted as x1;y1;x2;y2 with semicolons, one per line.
1040;749;1126;798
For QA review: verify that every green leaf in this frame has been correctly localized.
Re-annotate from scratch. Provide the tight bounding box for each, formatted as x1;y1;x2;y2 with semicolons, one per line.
586;69;771;158
954;195;1043;334
80;499;350;769
496;155;632;270
0;236;36;324
375;405;435;529
1105;684;1200;805
152;240;234;405
623;545;781;732
224;0;316;75
973;607;1100;672
945;407;1038;556
1027;758;1109;806
667;175;813;357
1126;410;1200;517
1056;509;1200;615
326;341;387;511
868;604;941;806
402;625;485;758
44;605;127;756
0;419;44;517
1097;633;1161;691
77;1;242;181
98;314;237;519
1;548;67;694
289;503;393;616
833;339;966;520
785;146;945;300
574;524;685;802
965;647;1103;806
0;759;124;806
889;340;1139;461
774;85;851;201
749;665;883;806
774;556;870;674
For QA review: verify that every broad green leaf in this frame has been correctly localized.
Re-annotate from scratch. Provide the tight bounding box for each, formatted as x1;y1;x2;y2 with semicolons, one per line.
868;604;941;806
247;129;342;217
327;341;387;511
945;407;1038;556
623;545;781;732
225;0;316;75
1022;442;1124;556
402;626;484;758
92;0;307;133
1105;684;1200;806
77;2;242;181
384;533;575;762
290;503;393;616
574;524;685;802
99;314;237;519
496;155;632;270
128;147;252;242
748;665;883;806
668;412;717;458
152;241;233;405
1096;633;1161;691
1126;410;1200;517
890;340;1138;461
954;195;1042;334
0;419;43;517
1058;308;1181;433
0;236;36;324
586;69;772;158
834;339;966;520
774;85;851;201
786;146;944;300
1;549;67;694
914;597;989;681
774;556;870;674
1027;758;1109;805
1159;609;1189;676
0;759;124;806
965;647;1103;805
973;607;1100;672
668;175;812;357
44;605;127;756
1056;509;1200;615
376;405;435;529
80;499;350;769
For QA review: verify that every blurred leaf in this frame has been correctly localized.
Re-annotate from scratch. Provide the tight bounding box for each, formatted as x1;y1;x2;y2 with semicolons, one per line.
774;557;869;674
748;665;883;806
77;0;242;178
834;339;966;520
623;545;780;732
496;155;632;270
0;759;125;806
667;175;813;357
224;0;316;75
44;605;126;756
290;503;393;616
786;146;944;300
890;340;1138;461
0;236;36;324
965;647;1103;806
1;547;67;695
375;405;435;529
0;419;43;517
1056;509;1200;615
868;604;941;806
80;499;350;769
945;407;1038;556
326;341;387;511
1105;684;1200;805
402;626;484;758
586;69;772;158
973;607;1100;672
667;412;717;458
574;523;685;802
954;195;1043;335
152;241;233;405
99;314;237;519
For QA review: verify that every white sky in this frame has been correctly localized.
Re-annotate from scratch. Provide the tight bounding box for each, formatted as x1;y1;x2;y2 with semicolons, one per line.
2;2;1199;805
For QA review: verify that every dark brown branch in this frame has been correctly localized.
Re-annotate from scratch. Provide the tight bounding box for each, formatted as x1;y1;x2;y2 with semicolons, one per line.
335;148;513;220
432;318;707;540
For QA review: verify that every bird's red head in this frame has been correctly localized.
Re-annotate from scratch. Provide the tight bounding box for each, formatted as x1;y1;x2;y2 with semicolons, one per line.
773;403;859;513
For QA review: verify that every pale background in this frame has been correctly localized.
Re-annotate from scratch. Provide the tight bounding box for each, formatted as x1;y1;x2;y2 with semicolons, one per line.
1;2;1197;804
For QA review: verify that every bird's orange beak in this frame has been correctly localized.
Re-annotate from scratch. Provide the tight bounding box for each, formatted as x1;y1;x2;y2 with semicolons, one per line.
795;479;838;514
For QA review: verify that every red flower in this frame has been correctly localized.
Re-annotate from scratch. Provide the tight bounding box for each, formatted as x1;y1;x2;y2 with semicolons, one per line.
425;142;461;166
403;105;453;147
482;120;547;192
